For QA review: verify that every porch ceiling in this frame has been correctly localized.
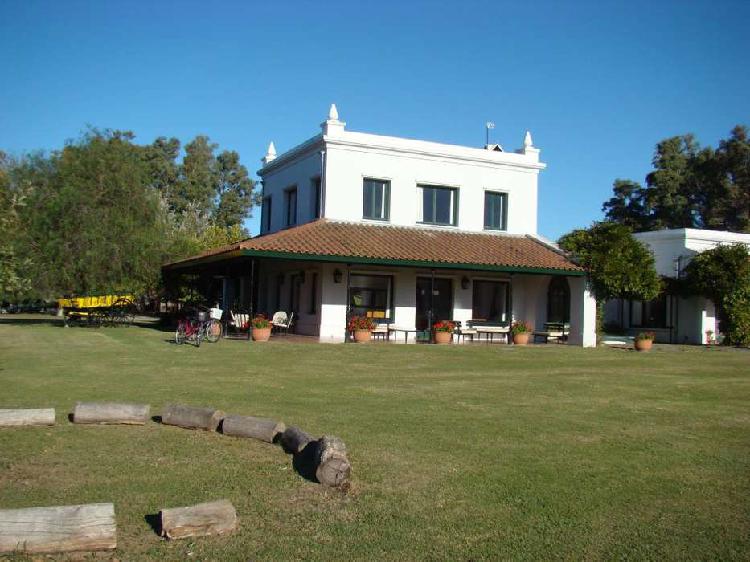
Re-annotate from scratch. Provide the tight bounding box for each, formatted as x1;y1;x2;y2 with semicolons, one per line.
163;219;584;276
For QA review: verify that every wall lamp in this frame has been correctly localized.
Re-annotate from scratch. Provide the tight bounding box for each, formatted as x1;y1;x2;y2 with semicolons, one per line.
461;276;470;290
333;269;343;284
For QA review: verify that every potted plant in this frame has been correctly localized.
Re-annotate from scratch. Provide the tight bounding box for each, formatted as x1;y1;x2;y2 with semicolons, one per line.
634;331;655;351
510;321;532;345
251;314;272;342
705;330;714;345
432;320;455;344
348;315;376;343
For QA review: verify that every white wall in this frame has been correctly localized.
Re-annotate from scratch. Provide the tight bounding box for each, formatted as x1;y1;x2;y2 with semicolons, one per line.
260;119;544;236
567;276;597;347
323;142;540;234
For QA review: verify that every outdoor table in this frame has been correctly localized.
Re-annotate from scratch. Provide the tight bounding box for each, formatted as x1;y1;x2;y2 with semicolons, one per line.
388;326;427;343
474;326;510;344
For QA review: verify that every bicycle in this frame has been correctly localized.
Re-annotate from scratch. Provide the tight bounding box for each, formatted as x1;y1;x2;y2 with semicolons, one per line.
175;317;203;347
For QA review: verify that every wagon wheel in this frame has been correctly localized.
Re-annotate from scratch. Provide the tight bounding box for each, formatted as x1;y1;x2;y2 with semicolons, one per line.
110;298;136;327
88;309;105;328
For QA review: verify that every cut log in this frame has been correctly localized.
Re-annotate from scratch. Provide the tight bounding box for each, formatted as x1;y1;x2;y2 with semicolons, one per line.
222;414;285;443
72;402;150;425
161;404;224;432
0;503;116;554
0;409;55;427
280;426;314;454
314;435;351;488
159;500;237;540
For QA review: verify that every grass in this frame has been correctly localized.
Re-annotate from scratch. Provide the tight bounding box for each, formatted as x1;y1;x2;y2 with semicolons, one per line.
0;317;749;561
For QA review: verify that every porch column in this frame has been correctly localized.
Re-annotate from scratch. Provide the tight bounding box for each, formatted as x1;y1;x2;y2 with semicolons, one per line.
568;276;596;347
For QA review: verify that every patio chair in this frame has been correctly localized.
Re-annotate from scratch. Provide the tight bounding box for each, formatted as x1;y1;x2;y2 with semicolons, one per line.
229;310;251;340
272;311;294;335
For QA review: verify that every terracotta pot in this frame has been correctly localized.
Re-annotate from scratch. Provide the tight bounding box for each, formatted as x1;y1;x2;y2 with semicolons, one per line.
252;327;271;342
635;338;653;351
433;330;453;344
513;332;530;345
353;330;371;343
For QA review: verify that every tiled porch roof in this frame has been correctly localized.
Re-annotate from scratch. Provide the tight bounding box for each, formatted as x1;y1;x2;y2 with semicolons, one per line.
164;219;584;274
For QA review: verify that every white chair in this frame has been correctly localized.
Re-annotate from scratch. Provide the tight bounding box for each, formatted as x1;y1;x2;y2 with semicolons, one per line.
272;311;294;335
230;311;250;339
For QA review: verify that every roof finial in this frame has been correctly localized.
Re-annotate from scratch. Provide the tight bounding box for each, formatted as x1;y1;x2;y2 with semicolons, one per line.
262;141;277;165
321;103;346;136
524;131;533;148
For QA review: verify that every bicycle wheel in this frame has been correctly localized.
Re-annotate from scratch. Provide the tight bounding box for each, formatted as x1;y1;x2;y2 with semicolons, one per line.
175;323;186;345
204;320;222;343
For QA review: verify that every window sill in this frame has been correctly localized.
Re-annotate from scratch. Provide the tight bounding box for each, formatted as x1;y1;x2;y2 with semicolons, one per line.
418;221;458;228
483;226;508;232
362;217;390;223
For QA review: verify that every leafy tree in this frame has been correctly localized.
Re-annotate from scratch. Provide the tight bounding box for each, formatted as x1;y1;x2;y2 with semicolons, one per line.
214;150;257;229
683;244;750;346
0;152;33;299
559;222;662;338
174;135;219;216
602;126;750;233
144;136;181;198
23;129;167;296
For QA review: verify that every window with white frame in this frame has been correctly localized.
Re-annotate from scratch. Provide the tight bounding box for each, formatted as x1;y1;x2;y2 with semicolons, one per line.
484;191;508;230
363;178;390;221
418;184;458;226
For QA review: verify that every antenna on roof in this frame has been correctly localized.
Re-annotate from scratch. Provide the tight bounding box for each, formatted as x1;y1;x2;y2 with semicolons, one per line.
485;121;495;147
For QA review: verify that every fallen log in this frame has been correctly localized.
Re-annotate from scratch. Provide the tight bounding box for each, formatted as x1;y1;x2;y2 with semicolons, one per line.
314;435;351;488
72;402;150;425
222;414;285;443
280;426;314;454
0;503;116;554
160;500;237;540
0;409;55;427
161;404;224;432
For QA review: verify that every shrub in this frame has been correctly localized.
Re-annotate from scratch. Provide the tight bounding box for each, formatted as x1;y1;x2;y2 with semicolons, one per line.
510;321;532;336
347;315;375;332
251;314;271;329
432;320;455;332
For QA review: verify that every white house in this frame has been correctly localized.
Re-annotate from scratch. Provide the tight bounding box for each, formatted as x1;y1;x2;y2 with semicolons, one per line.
605;228;750;344
164;105;597;346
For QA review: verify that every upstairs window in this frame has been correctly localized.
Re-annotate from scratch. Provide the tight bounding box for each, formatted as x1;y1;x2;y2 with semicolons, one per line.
484;191;508;230
419;185;458;226
284;187;297;227
261;196;272;232
363;178;390;221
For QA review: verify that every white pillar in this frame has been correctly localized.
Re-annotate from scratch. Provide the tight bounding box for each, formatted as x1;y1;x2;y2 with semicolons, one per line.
568;276;597;347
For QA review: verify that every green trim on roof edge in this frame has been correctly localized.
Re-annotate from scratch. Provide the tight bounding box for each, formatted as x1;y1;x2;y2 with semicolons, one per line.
166;248;584;276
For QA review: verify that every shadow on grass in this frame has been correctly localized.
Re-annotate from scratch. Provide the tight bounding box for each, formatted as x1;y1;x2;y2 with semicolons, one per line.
144;513;162;536
0;316;64;327
291;441;320;484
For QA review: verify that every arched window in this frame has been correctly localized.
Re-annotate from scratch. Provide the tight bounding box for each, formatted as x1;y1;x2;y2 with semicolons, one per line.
547;277;570;324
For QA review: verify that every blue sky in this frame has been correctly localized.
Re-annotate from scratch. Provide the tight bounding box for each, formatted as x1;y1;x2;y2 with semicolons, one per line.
1;0;748;240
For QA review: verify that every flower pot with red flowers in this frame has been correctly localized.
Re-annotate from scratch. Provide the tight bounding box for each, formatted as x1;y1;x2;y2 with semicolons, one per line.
432;320;455;344
634;331;655;351
251;315;272;342
510;321;532;345
348;315;376;343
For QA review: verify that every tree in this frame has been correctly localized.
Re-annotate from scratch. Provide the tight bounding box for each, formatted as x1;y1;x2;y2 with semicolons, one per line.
683;244;750;346
602;126;750;233
0;152;32;299
23;129;167;296
559;222;662;337
174;135;219;216
214;150;257;229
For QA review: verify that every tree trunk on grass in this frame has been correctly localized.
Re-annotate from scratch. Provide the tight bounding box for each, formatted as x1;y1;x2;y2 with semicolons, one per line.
280;426;314;454
72;402;150;425
161;404;224;431
314;435;351;488
222;415;285;443
0;503;116;554
159;500;237;540
0;409;55;427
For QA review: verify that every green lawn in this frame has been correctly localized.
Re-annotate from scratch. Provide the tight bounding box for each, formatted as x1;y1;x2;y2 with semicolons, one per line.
1;317;749;561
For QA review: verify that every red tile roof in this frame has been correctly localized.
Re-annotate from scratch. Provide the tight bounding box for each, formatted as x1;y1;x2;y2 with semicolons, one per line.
164;219;583;273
